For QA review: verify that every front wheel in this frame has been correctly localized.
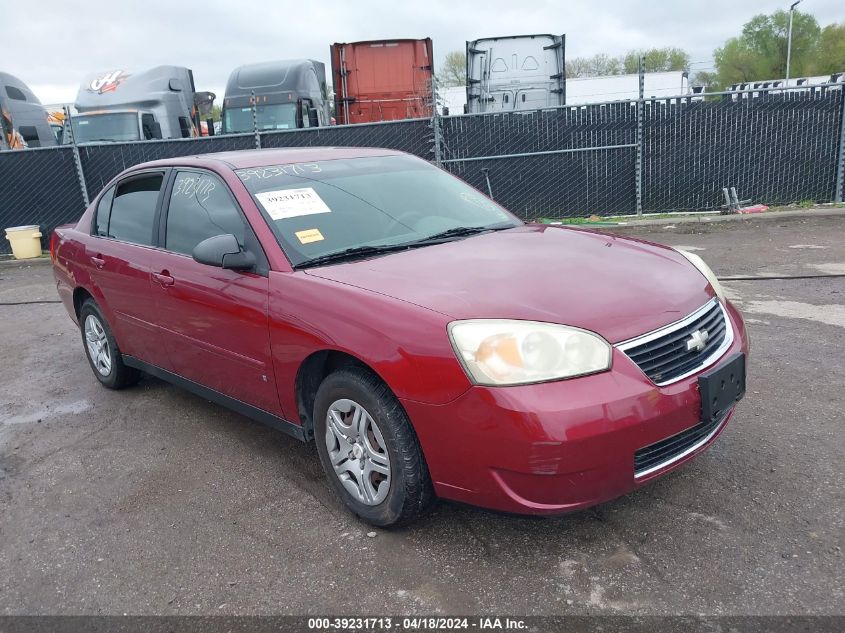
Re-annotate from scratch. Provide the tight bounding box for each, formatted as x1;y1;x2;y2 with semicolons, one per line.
313;367;435;527
79;299;140;389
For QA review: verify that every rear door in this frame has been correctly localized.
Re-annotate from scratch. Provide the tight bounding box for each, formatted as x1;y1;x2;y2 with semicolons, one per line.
148;168;281;415
83;170;169;366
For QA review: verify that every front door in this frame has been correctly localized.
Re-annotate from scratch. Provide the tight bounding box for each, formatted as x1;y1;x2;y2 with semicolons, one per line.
148;169;281;416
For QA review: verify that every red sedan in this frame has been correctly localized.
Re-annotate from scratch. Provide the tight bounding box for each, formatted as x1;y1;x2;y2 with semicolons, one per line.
51;148;748;526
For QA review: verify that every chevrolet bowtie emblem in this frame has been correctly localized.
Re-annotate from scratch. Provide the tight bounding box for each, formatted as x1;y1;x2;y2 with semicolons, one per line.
686;329;710;352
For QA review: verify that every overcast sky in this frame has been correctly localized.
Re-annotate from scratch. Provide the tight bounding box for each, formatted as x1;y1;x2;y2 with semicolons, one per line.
5;0;843;105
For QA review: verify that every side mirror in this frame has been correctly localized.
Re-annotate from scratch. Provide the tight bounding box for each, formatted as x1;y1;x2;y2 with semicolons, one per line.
151;122;163;139
308;107;319;127
192;234;255;271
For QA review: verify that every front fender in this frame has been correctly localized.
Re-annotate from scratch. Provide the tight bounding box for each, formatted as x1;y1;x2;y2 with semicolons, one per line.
268;271;471;418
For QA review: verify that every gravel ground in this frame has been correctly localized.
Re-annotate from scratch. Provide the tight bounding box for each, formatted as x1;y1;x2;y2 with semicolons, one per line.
0;213;842;616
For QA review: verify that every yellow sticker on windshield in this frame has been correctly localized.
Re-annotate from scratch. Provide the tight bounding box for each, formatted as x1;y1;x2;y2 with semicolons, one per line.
295;228;325;244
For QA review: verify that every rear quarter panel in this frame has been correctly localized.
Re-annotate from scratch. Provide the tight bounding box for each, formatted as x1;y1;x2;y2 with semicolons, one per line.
51;208;101;326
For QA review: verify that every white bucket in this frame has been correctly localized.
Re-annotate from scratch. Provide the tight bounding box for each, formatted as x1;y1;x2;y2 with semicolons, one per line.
5;225;43;259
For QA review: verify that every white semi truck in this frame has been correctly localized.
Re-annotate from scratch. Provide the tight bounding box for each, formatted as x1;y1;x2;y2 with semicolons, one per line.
466;34;565;113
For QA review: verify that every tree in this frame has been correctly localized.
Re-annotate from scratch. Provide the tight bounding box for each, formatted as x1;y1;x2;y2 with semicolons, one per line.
816;22;845;75
622;48;690;74
710;10;821;88
566;54;623;77
438;51;466;87
566;48;689;78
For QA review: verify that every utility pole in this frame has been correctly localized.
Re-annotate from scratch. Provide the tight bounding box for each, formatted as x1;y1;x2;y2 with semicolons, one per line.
785;0;803;86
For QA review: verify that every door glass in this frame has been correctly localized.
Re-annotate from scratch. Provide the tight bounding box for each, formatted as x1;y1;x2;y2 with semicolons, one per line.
300;99;312;128
165;172;246;256
141;114;156;140
108;174;163;245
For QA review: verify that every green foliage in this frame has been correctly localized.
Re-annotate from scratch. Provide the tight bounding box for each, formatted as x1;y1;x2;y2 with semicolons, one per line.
709;10;843;89
438;51;466;88
816;23;845;75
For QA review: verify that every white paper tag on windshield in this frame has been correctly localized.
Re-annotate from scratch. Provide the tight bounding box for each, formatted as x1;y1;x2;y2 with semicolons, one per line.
255;187;331;220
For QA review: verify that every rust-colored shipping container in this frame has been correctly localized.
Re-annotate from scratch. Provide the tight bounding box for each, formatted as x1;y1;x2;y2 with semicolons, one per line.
330;38;433;125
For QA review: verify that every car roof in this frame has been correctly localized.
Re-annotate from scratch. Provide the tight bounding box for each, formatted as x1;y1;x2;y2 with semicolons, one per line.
137;146;406;171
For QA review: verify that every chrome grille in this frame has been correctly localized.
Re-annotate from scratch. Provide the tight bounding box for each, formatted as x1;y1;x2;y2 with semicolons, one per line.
618;300;732;386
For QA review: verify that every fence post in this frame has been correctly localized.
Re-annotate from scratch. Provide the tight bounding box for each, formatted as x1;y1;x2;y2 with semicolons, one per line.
251;90;261;150
836;91;845;204
64;106;90;207
635;56;644;216
431;75;442;165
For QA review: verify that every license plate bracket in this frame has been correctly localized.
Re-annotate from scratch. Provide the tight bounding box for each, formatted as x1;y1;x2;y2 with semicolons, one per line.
699;352;746;423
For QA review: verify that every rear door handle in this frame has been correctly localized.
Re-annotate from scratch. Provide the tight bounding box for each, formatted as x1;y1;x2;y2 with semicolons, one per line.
90;256;105;269
152;272;175;287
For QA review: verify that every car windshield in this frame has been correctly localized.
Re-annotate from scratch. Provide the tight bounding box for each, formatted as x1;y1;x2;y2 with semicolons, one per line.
237;154;521;268
223;103;298;133
72;112;140;143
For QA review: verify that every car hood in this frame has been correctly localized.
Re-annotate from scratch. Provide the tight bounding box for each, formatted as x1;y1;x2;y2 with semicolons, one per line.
304;225;714;343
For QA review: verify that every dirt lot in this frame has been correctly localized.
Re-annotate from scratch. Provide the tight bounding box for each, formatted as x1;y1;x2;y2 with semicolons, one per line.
0;213;842;615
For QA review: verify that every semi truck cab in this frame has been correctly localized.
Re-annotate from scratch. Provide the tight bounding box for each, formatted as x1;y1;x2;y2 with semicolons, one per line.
72;66;213;143
0;72;56;150
221;60;330;133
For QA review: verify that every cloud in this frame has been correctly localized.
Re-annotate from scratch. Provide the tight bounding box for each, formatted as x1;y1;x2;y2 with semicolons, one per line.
5;0;843;104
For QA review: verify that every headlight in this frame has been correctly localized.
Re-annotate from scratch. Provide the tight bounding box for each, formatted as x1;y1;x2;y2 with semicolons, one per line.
448;320;612;386
676;250;725;301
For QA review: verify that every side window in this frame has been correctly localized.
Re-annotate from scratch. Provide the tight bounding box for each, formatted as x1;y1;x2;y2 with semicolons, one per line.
108;174;163;246
300;99;312;128
5;86;26;101
165;171;246;256
94;186;115;237
141;114;156;140
18;126;40;147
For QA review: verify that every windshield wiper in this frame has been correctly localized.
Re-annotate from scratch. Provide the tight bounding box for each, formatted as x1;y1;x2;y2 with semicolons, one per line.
295;243;418;269
411;222;515;244
295;223;516;270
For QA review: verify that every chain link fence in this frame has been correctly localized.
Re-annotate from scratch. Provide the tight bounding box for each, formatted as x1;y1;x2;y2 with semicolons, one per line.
439;102;638;218
0;145;87;254
1;84;844;254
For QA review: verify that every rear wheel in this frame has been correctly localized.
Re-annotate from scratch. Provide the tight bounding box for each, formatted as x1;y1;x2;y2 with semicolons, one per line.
79;299;140;389
314;367;435;527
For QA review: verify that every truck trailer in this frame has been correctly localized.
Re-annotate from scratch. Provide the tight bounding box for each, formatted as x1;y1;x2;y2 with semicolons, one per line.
72;66;214;143
221;60;330;134
466;34;565;113
0;72;56;150
566;71;692;105
331;39;434;125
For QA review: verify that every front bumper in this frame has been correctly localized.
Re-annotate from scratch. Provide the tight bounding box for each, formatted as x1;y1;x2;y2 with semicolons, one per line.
402;301;749;515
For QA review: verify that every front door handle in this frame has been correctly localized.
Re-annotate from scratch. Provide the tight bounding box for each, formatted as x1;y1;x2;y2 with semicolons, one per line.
152;271;175;287
90;256;105;269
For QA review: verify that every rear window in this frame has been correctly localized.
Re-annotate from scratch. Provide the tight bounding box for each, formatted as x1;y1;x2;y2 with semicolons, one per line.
106;174;163;246
94;186;115;237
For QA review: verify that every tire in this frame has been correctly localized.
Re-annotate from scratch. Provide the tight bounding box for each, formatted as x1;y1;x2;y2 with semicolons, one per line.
79;298;141;389
314;367;435;527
